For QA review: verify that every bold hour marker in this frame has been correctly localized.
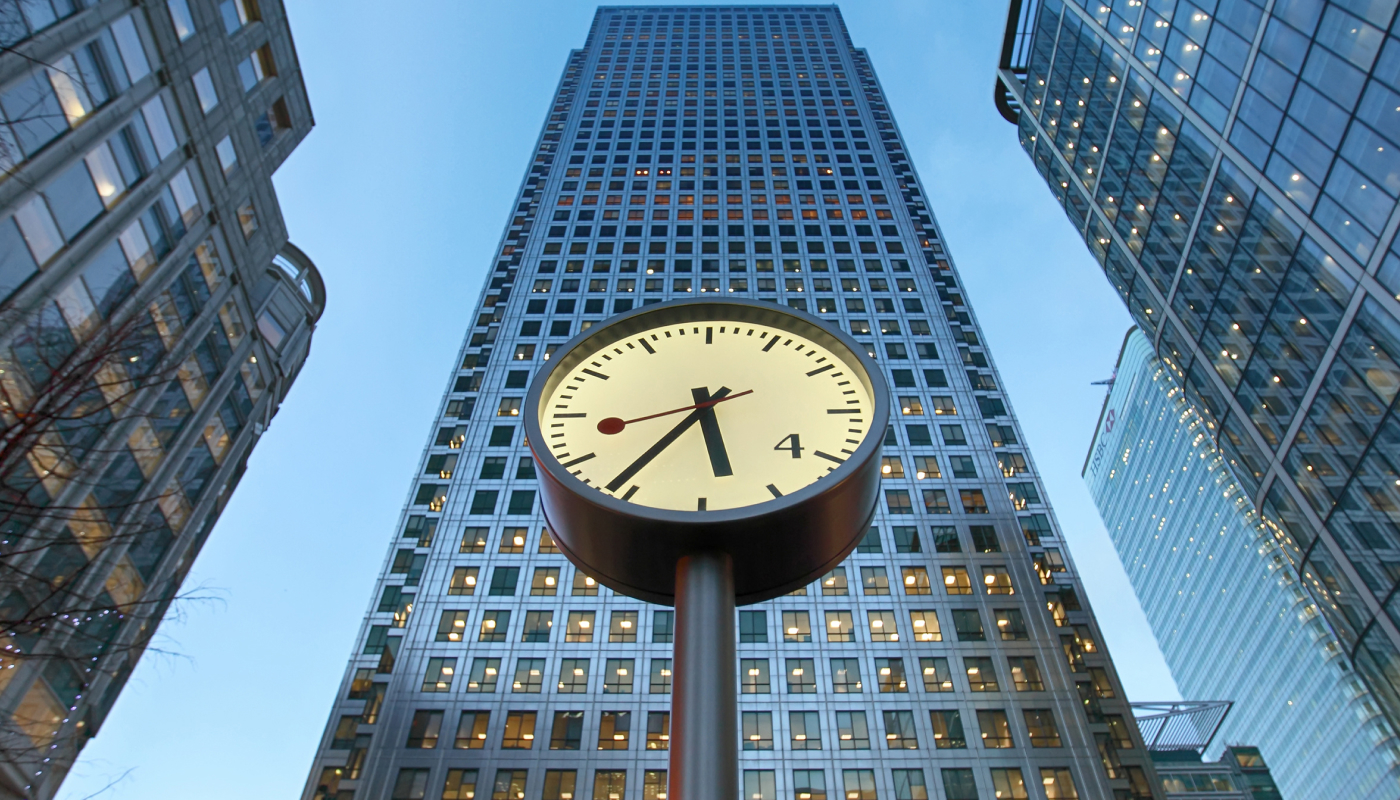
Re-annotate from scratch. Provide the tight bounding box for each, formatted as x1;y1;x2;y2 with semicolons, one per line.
639;338;656;354
814;450;845;464
561;453;597;468
705;327;713;344
697;498;707;510
622;485;640;501
582;368;610;380
828;408;861;414
767;484;783;498
806;364;835;377
554;413;587;418
762;337;779;352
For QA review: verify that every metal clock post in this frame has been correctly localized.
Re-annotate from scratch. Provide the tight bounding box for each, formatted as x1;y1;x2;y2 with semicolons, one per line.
524;299;889;800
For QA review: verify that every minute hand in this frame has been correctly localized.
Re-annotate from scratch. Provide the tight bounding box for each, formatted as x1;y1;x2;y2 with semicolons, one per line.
605;386;732;492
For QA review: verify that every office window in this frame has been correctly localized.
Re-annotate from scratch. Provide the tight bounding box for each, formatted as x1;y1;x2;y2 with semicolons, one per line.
650;658;673;694
609;610;638;642
499;527;527;553
478;610;510;642
549;711;583;750
647;711;671;750
643;771;668;800
836;711;870;750
856;526;883;552
822;566;849;595
788;658;817;693
421;657;456;692
1009;657;1044;691
740;609;768;642
931;526;959;552
744;771;776;800
941;770;978;800
875;657;907;692
558;658;589;693
965;657;998;691
867;610;898;642
970;524;1000;552
983;566;1014;595
891;769;929;800
448;567;478;595
989;769;1029;800
391;768;429;800
572;570;599;595
454;711;488;749
892;526;921;552
501;710;537;749
783;610;811;641
436;610;469;642
742;658;770;693
488;567;520;596
598;711;630;750
565;610;595;643
922;489;951;513
465;658;499;692
830;658;861;693
604;658;634;693
861;566;889;595
905;609;939;642
978;709;1014;748
654;610;675;642
192;67;218;113
884;710;919;749
405;710;442;748
531;567;560;595
542;770;578;800
996;608;1028;640
1024;709;1063;747
793;770;828;800
941;566;972;595
742;711;774;750
538;529;561;553
901;566;931;595
521;611;553;642
512;658;544;693
826;610;856;642
919;656;953;692
790;710;822;750
460;527;488;553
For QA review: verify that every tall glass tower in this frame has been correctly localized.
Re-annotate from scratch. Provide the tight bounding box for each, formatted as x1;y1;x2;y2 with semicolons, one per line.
997;0;1400;738
306;7;1160;800
1085;328;1398;800
0;1;320;798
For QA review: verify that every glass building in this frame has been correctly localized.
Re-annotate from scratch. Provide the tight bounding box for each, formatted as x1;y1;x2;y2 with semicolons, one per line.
0;1;320;798
1129;702;1283;800
997;0;1400;743
1086;328;1399;799
304;6;1162;800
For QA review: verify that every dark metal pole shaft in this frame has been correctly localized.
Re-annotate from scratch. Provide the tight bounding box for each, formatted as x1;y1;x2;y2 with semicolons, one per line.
670;552;737;800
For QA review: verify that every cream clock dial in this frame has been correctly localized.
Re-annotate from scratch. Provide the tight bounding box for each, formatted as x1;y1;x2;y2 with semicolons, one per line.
538;320;873;512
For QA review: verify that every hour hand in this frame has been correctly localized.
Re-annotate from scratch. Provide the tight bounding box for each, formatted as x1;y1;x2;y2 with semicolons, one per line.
692;386;733;478
605;387;732;492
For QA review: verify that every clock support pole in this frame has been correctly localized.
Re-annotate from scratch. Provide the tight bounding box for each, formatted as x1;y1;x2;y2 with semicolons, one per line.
669;551;738;800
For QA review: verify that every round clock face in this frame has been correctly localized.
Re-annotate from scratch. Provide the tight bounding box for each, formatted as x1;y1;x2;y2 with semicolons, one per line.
537;311;874;512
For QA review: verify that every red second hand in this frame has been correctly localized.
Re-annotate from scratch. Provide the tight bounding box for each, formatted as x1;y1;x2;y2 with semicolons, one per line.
597;389;754;435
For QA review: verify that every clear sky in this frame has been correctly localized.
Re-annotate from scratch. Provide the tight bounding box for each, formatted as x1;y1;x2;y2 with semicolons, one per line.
57;3;1178;798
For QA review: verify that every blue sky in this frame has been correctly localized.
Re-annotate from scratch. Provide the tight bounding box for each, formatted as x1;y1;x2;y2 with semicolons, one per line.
57;3;1178;798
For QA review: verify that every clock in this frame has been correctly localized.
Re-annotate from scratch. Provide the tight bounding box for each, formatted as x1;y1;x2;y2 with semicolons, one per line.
525;298;888;604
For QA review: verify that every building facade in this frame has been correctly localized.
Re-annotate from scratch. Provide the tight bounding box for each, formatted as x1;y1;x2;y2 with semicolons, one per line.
1129;701;1282;800
0;1;319;797
305;6;1160;800
997;0;1400;740
1085;328;1398;799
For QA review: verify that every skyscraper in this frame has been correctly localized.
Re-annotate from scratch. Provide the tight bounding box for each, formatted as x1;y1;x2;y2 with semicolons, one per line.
0;1;318;798
997;0;1400;735
1085;328;1398;799
306;7;1159;800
